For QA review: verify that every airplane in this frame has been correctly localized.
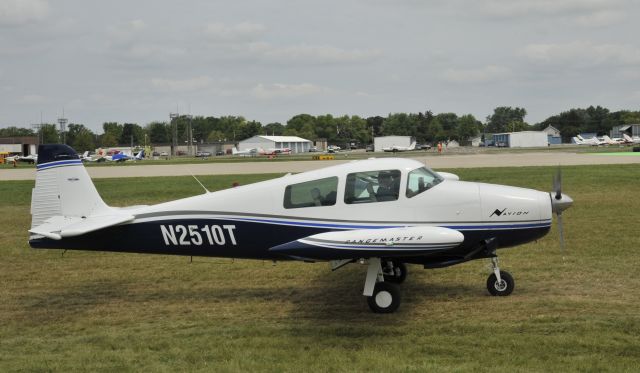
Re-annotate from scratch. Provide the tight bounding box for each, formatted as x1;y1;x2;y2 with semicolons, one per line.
601;135;624;145
572;135;600;146
28;144;573;313
623;134;640;144
383;142;417;152
105;149;145;162
231;147;257;157
17;154;38;164
260;147;292;156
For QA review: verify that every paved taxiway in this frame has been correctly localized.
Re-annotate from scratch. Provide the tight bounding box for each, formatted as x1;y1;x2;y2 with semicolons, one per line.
2;152;639;180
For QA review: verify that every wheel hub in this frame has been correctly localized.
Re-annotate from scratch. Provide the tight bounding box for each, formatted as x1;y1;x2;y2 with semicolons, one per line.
494;279;507;292
375;291;393;308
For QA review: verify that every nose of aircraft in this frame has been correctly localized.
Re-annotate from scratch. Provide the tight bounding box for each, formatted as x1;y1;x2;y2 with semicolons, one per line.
551;192;573;214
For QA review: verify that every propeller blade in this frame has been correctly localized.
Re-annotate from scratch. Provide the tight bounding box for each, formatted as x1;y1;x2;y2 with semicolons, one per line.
557;212;565;260
554;167;562;200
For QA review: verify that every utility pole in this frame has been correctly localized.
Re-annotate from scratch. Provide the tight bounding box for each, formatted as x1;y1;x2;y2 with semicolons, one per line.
185;114;193;156
57;115;68;144
169;112;179;156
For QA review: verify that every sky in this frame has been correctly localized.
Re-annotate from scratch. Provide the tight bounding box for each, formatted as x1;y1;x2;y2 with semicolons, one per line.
1;0;639;133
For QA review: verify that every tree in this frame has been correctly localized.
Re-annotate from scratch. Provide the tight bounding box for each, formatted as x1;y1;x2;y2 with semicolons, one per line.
0;126;35;137
103;122;123;145
207;130;226;142
72;128;95;152
457;114;481;144
39;124;59;144
366;116;384;139
486;107;527;133
146;121;170;143
120;123;144;145
263;122;284;136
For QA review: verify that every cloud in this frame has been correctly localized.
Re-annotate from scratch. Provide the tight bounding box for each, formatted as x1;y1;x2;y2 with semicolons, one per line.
519;41;640;66
0;0;48;26
476;0;625;26
18;94;46;104
150;76;213;92
442;65;511;83
246;42;382;64
252;83;332;99
203;21;265;42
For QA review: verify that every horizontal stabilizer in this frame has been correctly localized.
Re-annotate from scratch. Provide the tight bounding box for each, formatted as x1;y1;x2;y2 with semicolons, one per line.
29;214;135;240
269;226;464;260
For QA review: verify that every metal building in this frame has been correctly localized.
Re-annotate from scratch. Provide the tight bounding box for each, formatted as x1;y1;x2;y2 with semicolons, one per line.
237;135;312;153
0;136;38;155
610;124;640;138
492;131;548;148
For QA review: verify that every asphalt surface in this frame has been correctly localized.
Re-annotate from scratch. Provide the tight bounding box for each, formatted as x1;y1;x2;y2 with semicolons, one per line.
2;151;639;181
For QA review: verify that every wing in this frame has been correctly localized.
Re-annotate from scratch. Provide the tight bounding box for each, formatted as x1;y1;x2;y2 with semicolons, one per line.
269;226;464;261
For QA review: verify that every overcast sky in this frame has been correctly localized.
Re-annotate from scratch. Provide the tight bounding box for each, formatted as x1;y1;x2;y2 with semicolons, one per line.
1;0;639;132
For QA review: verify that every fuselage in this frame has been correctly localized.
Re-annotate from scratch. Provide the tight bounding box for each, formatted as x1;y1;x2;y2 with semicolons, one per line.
30;158;552;264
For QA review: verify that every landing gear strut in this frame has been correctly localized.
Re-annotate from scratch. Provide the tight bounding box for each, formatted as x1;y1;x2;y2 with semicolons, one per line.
363;258;401;313
486;257;514;296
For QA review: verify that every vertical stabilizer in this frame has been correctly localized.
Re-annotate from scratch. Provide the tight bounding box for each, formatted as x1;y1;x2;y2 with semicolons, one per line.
31;145;109;229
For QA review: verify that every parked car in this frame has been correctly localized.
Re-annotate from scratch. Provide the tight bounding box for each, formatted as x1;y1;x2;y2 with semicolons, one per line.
159;151;169;157
308;146;319;152
365;145;374;152
416;143;431;150
176;150;187;156
196;151;212;157
215;150;225;156
152;151;160;156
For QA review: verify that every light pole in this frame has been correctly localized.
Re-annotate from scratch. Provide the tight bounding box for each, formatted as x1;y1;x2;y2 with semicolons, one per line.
169;112;179;156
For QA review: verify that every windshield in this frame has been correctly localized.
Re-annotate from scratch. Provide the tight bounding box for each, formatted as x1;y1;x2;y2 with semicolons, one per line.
406;167;443;198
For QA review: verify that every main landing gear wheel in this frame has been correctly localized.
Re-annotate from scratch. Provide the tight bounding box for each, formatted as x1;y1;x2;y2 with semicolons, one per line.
383;261;407;284
367;282;401;313
486;270;514;296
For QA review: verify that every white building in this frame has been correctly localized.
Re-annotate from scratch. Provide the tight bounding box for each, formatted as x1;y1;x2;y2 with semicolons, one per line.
492;131;548;148
373;136;415;152
237;135;312;153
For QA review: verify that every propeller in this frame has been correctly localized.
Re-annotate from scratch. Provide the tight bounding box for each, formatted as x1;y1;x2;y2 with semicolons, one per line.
551;167;573;258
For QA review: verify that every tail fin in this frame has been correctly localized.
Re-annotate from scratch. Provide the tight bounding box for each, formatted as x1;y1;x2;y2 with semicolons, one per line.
31;144;109;229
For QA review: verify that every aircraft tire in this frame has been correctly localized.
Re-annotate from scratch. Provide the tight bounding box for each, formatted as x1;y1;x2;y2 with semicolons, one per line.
486;271;514;296
383;261;407;284
367;282;401;313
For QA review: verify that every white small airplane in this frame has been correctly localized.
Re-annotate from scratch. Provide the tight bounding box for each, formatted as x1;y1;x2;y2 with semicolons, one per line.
16;154;38;164
601;135;624;145
261;147;291;155
623;134;640;144
383;142;417;152
28;144;573;313
572;135;600;146
231;147;257;157
104;150;145;162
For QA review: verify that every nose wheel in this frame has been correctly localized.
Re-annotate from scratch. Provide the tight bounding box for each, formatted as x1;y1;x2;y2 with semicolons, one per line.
486;257;514;296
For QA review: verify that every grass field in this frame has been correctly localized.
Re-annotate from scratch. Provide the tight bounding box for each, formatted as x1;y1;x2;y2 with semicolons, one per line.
1;165;639;372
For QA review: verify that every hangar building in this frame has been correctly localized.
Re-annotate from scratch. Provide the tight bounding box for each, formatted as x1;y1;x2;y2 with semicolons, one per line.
492;131;548;148
0;137;38;155
237;135;312;153
373;136;415;152
610;124;640;138
542;125;562;145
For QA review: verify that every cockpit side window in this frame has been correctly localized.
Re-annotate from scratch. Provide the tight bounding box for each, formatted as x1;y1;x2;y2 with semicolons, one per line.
406;167;443;198
284;176;338;209
344;169;401;204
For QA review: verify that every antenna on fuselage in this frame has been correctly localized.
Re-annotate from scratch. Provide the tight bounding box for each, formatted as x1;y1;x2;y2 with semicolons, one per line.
189;171;210;194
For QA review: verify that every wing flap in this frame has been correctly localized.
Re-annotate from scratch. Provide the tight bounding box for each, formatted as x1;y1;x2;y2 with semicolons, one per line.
269;226;464;260
29;214;135;240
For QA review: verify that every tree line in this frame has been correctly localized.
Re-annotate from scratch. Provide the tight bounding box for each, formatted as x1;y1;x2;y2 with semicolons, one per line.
1;106;639;152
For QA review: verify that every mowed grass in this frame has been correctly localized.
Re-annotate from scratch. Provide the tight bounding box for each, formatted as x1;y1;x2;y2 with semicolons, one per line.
1;165;639;372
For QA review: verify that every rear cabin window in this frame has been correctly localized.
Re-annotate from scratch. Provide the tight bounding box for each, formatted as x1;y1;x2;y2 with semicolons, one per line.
283;177;338;209
344;170;401;204
406;167;443;198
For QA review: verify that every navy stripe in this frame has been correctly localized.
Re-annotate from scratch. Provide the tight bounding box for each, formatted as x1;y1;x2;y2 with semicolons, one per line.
224;216;550;231
37;159;83;170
